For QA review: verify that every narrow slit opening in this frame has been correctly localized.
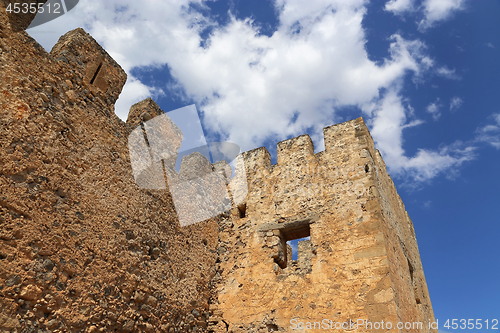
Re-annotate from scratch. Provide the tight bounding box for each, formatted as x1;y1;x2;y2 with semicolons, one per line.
238;203;246;218
90;63;103;85
408;257;422;304
407;258;414;282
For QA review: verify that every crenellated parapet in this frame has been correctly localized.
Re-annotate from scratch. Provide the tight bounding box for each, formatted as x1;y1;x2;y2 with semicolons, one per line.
178;151;213;180
237;118;375;175
230;118;376;202
240;146;272;175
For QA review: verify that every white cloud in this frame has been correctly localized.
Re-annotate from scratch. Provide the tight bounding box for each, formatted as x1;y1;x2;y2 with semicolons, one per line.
114;76;163;121
426;99;441;120
486;42;494;49
402;119;425;129
384;0;415;15
450;96;463;111
419;0;466;31
436;66;460;80
385;0;466;31
367;90;474;186
26;0;471;184
475;113;500;149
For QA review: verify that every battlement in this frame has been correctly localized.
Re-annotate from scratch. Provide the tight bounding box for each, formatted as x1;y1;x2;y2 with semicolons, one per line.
50;28;127;105
127;97;166;129
179;151;212;180
240;146;272;174
236;117;376;180
126;101;375;197
277;134;315;165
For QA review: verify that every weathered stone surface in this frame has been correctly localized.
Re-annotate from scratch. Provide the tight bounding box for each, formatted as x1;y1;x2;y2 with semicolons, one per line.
208;119;436;333
126;97;166;130
0;5;217;333
0;3;435;332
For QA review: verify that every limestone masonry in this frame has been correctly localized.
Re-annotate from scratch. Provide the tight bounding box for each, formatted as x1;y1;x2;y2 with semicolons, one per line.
0;3;436;332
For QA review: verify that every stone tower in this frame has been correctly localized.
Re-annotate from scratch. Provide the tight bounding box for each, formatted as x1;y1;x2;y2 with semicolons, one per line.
208;118;436;332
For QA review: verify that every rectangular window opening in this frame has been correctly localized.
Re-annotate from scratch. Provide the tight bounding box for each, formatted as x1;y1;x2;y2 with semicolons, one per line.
278;222;311;270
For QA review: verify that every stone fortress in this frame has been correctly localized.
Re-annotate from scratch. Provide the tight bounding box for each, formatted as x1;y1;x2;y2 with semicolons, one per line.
0;1;436;332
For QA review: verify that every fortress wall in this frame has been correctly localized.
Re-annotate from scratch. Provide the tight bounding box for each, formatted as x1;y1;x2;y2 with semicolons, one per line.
0;6;218;332
0;4;436;333
371;148;436;331
209;118;421;333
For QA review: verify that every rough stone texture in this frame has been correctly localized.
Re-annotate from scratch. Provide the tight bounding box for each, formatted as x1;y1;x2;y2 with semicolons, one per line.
0;6;218;333
49;28;127;108
208;118;436;333
126;97;167;131
0;5;436;333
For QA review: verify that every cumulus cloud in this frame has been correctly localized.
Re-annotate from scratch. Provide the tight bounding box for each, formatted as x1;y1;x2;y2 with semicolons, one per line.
385;0;466;31
366;89;474;186
26;0;472;184
114;77;163;120
384;0;415;15
418;0;466;31
436;66;460;80
426;99;441;120
450;96;463;111
475;113;500;149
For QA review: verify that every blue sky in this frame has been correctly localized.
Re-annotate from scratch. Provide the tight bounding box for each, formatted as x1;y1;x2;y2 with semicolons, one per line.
28;0;500;330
